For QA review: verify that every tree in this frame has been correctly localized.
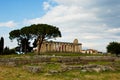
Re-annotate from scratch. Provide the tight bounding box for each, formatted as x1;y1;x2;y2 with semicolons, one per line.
3;47;9;55
3;47;16;55
20;26;32;53
9;28;32;53
21;38;28;52
9;24;61;54
9;29;21;45
29;24;61;54
106;42;120;56
33;39;37;48
0;37;4;54
9;29;21;53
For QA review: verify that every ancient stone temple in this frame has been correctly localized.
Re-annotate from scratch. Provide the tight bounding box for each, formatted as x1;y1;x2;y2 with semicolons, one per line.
37;39;82;53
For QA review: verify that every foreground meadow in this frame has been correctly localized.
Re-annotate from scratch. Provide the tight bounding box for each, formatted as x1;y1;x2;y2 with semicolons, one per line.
0;53;120;80
0;65;120;80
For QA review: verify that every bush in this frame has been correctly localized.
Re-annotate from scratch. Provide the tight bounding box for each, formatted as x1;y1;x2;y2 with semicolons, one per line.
107;42;120;56
3;47;17;55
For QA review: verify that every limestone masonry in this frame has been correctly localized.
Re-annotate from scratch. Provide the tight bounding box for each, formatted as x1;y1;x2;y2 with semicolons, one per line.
37;39;82;53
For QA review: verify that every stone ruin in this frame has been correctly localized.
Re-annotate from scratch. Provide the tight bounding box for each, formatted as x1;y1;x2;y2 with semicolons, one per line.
0;56;119;74
36;39;82;53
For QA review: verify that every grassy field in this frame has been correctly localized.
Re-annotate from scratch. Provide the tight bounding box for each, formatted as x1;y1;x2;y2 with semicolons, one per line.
0;65;120;80
0;52;111;58
0;53;120;80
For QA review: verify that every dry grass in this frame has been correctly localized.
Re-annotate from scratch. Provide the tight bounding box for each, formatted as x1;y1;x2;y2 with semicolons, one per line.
0;53;119;80
0;65;120;80
83;73;120;80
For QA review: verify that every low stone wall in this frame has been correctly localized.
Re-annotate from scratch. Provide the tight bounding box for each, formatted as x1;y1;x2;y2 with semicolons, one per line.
0;56;117;66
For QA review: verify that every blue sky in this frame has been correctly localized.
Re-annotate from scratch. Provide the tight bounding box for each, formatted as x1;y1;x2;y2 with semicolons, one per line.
0;0;45;32
0;0;45;21
0;0;48;48
0;0;120;52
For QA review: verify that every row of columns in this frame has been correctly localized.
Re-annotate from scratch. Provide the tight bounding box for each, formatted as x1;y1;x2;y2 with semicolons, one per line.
40;41;82;53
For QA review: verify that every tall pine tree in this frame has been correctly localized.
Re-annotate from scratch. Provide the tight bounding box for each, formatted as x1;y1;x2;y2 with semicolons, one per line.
0;37;4;54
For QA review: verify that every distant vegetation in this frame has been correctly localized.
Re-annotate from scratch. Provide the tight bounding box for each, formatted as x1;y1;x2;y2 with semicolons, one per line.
107;42;120;56
0;37;16;55
0;37;4;54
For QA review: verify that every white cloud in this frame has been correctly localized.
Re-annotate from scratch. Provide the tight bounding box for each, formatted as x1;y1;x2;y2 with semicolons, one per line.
0;21;17;28
26;5;100;24
24;0;120;52
43;2;52;10
107;28;120;33
53;0;93;6
83;35;101;39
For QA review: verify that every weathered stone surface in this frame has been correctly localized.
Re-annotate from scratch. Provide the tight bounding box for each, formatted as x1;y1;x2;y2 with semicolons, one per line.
81;64;115;72
81;69;87;72
49;70;59;74
61;64;68;72
67;65;82;70
7;62;17;67
0;56;116;66
0;56;118;74
60;64;115;73
44;73;52;76
23;66;42;73
0;62;16;67
72;78;80;80
37;39;82;53
92;68;101;72
82;64;97;68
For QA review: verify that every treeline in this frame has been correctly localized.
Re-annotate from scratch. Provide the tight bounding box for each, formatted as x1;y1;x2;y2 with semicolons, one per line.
0;37;16;55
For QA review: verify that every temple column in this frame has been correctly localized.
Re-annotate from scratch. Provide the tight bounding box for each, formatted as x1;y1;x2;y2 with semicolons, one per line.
53;43;56;52
64;44;67;52
58;43;61;52
72;45;75;52
51;42;53;52
66;44;68;52
46;43;48;52
75;45;78;52
48;43;51;52
63;43;65;52
41;42;45;52
56;43;59;52
70;45;72;52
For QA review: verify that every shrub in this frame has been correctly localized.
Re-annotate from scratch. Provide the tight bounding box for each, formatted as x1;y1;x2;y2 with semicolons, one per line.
3;47;17;55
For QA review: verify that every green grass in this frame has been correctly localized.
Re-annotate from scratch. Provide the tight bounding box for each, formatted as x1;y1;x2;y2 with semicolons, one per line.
0;58;119;79
43;63;61;72
0;52;119;80
0;65;120;80
39;52;106;56
0;52;106;59
88;61;111;65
